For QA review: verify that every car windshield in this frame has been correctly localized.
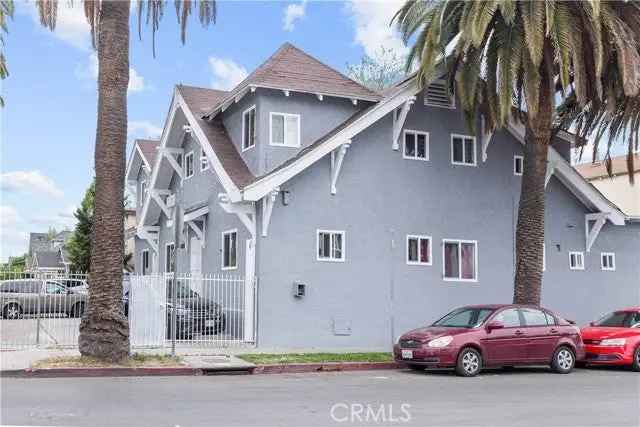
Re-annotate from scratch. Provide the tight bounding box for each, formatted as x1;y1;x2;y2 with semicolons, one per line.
594;311;640;328
168;282;199;298
432;307;495;328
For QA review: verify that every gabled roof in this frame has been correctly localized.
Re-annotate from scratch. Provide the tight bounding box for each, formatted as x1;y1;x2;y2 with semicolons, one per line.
204;42;380;118
126;139;160;183
576;153;640;180
34;251;64;269
178;85;255;189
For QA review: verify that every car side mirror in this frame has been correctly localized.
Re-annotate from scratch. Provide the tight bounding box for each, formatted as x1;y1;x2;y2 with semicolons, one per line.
486;321;504;331
589;321;595;327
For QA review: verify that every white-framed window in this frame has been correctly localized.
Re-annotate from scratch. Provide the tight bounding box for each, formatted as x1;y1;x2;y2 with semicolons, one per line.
514;155;524;176
242;105;257;151
403;130;429;161
407;235;432;265
451;134;477;166
140;180;147;205
165;243;175;273
317;230;345;262
222;229;237;270
569;251;584;270
443;239;478;282
270;112;300;147
200;147;209;171
141;249;150;275
601;252;616;271
184;151;194;179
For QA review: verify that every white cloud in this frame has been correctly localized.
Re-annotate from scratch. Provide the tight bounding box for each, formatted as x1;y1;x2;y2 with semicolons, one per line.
26;2;91;50
283;1;307;32
345;0;408;60
76;53;146;93
0;205;29;261
1;171;64;198
129;121;163;139
208;57;248;91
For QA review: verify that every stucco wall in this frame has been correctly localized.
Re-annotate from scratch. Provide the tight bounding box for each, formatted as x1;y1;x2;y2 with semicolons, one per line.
254;100;640;349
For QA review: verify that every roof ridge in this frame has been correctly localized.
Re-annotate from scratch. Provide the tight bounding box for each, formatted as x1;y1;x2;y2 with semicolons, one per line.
281;42;379;97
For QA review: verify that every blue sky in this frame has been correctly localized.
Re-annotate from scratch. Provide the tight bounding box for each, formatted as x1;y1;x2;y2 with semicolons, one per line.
0;0;408;261
0;1;631;262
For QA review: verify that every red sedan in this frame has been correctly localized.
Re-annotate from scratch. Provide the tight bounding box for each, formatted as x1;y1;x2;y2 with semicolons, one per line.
393;304;584;377
581;307;640;370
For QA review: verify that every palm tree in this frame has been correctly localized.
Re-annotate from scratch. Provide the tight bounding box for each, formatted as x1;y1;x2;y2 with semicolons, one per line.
394;1;640;305
13;0;217;361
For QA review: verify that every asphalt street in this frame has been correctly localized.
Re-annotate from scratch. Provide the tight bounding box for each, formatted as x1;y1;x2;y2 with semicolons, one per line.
1;367;638;427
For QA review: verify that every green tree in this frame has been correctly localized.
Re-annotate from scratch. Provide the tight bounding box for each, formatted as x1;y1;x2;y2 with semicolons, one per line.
347;46;406;91
68;182;95;273
0;0;219;362
394;1;640;305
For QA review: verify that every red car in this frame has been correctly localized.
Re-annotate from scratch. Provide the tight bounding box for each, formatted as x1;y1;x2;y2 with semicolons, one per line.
393;304;584;377
581;307;640;370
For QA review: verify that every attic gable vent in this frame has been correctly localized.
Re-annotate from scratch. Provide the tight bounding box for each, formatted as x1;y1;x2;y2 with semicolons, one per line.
424;81;455;109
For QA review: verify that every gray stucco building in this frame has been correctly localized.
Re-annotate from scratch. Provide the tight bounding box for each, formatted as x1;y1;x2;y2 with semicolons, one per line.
127;43;640;350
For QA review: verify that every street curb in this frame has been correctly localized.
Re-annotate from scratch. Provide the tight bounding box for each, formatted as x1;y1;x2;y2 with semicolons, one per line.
250;361;401;374
0;366;204;378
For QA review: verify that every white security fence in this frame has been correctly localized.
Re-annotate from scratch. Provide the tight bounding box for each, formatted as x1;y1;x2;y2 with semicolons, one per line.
0;272;256;350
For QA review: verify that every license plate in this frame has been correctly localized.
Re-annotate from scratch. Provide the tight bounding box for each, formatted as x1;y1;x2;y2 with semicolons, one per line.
401;349;413;359
205;320;216;327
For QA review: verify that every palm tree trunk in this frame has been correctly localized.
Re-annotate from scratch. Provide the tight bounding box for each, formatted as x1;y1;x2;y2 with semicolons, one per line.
78;0;130;361
513;53;555;306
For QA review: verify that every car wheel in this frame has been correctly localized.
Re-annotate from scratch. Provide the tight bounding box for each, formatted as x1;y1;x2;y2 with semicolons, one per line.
70;302;85;318
456;347;482;377
407;364;424;371
3;303;23;320
551;346;575;374
631;346;640;372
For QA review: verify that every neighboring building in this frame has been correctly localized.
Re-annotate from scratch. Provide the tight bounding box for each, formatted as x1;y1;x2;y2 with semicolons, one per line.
576;153;640;216
124;209;137;271
128;43;640;350
26;231;72;274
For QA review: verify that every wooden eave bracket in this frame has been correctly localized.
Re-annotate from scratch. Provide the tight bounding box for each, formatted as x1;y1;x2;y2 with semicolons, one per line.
330;142;351;195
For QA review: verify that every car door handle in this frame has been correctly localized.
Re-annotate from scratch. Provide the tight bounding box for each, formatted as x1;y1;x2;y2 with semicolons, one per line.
550;328;558;334
515;330;525;336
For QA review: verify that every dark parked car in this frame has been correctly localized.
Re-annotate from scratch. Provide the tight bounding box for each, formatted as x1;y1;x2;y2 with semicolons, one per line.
168;280;226;335
122;291;194;340
0;279;87;319
394;304;585;376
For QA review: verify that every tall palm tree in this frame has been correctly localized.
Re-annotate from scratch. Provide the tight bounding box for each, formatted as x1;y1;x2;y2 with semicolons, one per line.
394;1;640;305
17;0;217;361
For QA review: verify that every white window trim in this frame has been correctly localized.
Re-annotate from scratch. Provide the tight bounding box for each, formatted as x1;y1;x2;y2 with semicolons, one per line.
316;229;345;262
569;251;585;270
164;242;175;273
601;252;616;271
140;180;147;204
184;151;194;179
200;147;209;171
450;134;477;167
406;235;432;266
402;130;430;161
221;229;238;270
269;112;301;148
514;155;524;176
141;249;150;275
242;105;257;152
442;239;478;283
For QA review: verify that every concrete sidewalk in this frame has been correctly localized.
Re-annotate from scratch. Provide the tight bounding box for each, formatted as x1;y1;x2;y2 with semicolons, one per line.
0;347;254;373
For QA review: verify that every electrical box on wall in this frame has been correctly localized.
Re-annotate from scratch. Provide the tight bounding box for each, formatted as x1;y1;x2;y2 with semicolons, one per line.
293;282;306;298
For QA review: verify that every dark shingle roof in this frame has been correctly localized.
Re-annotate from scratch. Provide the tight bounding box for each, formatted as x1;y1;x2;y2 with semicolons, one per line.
34;251;64;269
137;139;160;168
204;43;380;118
177;85;255;189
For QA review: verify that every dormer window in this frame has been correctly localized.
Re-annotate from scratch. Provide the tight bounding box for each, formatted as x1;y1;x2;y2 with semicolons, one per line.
270;112;300;148
242;105;256;151
424;81;455;109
